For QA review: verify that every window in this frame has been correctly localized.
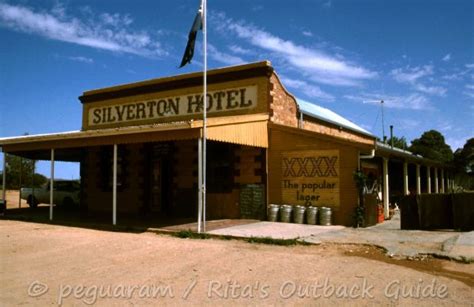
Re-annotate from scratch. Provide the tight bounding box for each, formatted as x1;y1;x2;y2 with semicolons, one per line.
207;142;234;193
99;146;128;191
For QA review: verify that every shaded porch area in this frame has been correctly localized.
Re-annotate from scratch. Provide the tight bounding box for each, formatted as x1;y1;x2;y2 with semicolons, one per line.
0;114;269;228
1;202;260;233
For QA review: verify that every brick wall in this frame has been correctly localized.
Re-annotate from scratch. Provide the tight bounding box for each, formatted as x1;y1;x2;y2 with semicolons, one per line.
269;74;299;127
82;144;145;214
269;72;374;146
303;118;374;146
171;140;198;217
268;126;360;226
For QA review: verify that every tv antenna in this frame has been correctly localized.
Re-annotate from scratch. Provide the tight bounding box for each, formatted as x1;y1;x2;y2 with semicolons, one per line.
381;100;385;142
366;99;386;142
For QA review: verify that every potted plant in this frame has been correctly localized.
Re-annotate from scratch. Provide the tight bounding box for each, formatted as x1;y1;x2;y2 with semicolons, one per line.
353;170;367;227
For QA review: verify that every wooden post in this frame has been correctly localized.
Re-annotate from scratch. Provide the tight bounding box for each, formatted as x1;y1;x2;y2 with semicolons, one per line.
112;144;117;225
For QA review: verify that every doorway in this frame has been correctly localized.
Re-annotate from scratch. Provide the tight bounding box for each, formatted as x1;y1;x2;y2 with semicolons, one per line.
148;143;172;215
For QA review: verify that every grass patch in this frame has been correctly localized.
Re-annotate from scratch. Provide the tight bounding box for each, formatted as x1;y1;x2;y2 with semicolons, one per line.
168;231;310;246
245;236;309;246
172;230;211;239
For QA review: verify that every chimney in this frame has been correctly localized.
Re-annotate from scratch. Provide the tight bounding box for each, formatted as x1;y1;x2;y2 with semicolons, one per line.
390;125;394;149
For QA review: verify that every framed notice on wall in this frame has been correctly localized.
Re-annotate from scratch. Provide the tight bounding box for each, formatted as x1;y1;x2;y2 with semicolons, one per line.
281;150;340;207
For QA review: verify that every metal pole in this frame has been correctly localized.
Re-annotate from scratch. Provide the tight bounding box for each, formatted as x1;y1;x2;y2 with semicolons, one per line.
19;157;22;208
441;169;445;193
426;166;431;194
381;100;385;142
50;149;54;221
32;160;35;206
447;172;451;192
113;144;117;225
2;152;6;203
390;125;394;149
382;158;389;219
403;161;409;195
202;0;207;232
197;137;202;233
416;164;421;194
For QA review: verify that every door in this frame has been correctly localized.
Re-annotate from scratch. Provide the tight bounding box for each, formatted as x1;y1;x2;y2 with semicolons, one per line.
149;143;172;214
150;159;163;212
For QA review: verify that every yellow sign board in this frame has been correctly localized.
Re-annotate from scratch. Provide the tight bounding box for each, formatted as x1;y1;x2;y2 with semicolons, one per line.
87;85;258;127
281;150;340;207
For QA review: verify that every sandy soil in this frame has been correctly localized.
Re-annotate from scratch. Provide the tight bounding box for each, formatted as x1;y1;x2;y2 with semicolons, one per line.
0;219;472;306
2;190;48;209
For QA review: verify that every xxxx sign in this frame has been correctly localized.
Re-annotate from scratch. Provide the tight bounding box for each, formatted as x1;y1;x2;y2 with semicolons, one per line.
281;150;340;207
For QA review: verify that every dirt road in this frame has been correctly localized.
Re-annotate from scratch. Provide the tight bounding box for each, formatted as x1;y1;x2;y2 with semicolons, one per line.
1;190;34;209
0;219;472;306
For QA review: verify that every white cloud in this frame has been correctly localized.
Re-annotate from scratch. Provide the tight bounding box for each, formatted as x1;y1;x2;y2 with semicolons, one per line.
464;84;474;99
442;73;462;81
0;3;167;58
51;3;66;18
414;84;447;96
442;53;451;62
390;65;447;96
212;12;377;87
302;30;313;37
227;44;254;55
67;56;93;64
323;1;332;8
207;44;244;65
344;93;432;110
280;76;335;102
437;120;453;133
441;66;472;81
100;12;133;27
398;118;420;129
390;65;433;83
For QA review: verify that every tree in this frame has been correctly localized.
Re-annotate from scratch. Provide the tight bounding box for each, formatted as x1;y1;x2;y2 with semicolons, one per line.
453;138;474;190
453;138;474;173
3;154;47;189
409;130;453;163
386;136;408;150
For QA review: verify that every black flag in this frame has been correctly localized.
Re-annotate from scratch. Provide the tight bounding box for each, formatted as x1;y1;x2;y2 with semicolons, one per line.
179;3;203;68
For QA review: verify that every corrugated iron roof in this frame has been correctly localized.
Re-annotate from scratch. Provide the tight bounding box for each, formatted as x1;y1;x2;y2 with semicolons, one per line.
296;98;374;137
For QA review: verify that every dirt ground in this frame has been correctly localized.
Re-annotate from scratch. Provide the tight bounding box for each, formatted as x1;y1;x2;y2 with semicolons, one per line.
2;190;29;209
0;219;473;306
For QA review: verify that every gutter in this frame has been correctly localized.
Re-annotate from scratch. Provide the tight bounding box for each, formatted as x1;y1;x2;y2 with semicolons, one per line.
360;149;375;159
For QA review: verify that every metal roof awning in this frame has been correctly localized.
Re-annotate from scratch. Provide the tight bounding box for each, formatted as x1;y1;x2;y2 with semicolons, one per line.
0;114;269;161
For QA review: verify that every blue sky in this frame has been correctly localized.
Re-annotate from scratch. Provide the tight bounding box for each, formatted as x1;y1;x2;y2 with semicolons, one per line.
0;0;473;179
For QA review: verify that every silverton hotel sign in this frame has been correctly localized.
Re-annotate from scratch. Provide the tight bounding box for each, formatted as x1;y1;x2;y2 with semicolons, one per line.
87;85;258;127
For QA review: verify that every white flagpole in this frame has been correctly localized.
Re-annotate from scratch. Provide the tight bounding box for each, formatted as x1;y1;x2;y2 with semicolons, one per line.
197;137;202;233
202;0;207;232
